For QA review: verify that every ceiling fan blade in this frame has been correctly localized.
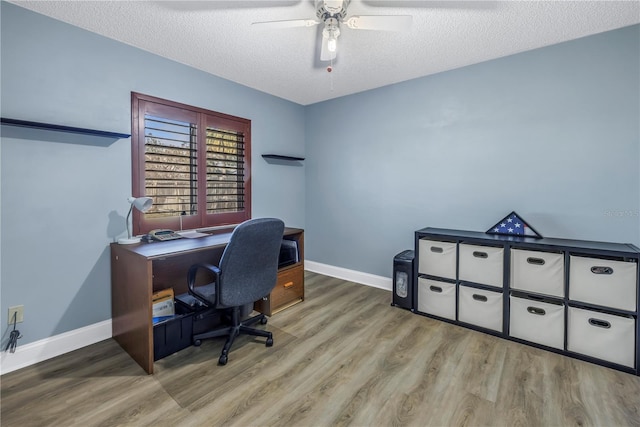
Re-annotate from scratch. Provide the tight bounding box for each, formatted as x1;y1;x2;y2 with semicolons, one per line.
320;34;337;61
252;19;320;29
344;15;412;31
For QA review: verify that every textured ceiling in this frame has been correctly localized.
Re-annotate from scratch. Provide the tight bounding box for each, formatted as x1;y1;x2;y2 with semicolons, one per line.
8;1;640;105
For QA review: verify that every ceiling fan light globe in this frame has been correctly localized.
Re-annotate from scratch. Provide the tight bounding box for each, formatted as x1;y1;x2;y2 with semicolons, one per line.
327;37;337;52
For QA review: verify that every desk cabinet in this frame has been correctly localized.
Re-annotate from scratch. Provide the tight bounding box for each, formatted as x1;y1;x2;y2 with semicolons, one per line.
414;227;640;376
111;227;304;374
255;230;305;316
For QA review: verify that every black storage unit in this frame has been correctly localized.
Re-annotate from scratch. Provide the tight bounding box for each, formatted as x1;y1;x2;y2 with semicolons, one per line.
153;303;194;361
392;250;415;310
414;227;640;376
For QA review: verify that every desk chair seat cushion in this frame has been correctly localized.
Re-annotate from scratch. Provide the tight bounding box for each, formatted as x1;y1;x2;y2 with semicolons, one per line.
188;285;252;319
194;283;216;303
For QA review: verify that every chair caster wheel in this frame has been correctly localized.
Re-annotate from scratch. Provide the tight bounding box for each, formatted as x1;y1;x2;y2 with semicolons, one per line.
266;337;274;347
218;355;228;365
260;316;268;325
193;339;202;347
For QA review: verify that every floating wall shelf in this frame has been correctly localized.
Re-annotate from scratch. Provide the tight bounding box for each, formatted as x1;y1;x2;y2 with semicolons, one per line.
1;118;131;139
262;154;305;161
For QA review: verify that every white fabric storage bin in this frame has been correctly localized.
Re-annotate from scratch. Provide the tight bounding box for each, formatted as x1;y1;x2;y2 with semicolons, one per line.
569;256;637;311
418;239;456;279
459;244;504;288
567;306;635;368
510;249;565;297
417;277;456;320
509;295;564;350
458;285;503;332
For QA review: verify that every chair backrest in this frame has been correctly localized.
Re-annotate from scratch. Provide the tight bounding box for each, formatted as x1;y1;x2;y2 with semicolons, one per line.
217;218;285;307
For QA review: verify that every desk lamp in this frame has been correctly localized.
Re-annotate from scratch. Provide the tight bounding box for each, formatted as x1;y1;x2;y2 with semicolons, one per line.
118;196;153;244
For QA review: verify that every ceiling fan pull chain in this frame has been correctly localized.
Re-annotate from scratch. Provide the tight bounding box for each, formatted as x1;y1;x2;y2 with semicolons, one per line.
329;58;334;91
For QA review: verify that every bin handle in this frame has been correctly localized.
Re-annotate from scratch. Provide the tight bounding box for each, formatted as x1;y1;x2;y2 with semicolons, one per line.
527;306;546;316
473;251;488;259
472;294;488;302
429;285;443;293
590;266;614;275
588;318;611;329
430;246;443;253
527;257;545;266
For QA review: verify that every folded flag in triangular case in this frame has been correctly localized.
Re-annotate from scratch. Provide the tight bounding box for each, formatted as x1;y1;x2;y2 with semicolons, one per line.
486;211;542;238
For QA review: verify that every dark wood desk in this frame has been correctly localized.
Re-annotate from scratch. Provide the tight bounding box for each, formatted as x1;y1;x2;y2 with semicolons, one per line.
111;227;304;374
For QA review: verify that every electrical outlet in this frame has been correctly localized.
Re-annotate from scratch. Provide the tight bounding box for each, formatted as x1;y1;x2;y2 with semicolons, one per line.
8;306;24;324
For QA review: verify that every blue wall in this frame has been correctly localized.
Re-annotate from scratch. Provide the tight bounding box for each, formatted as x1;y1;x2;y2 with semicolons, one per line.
2;1;639;348
0;2;305;345
305;25;640;277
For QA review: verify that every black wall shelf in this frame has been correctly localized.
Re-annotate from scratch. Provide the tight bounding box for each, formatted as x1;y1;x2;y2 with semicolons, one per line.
1;118;130;139
262;154;305;161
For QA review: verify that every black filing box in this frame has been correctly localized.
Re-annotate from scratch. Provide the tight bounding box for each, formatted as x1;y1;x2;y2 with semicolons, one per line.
392;250;414;310
153;302;194;361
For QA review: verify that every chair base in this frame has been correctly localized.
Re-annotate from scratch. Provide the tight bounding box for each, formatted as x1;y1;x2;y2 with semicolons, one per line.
193;306;273;365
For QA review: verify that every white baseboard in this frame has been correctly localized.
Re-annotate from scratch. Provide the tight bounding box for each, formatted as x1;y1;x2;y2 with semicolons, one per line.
305;260;392;291
0;319;112;375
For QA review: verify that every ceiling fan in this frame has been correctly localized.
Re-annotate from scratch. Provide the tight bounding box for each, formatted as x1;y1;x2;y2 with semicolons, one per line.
252;0;412;62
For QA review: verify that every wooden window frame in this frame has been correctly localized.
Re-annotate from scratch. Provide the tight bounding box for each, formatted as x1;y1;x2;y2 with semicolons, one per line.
131;92;251;236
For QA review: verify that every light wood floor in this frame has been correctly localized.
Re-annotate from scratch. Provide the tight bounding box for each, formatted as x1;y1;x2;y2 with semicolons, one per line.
2;271;640;426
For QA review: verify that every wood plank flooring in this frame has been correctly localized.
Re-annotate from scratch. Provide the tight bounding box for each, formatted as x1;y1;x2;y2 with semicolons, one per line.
2;271;640;426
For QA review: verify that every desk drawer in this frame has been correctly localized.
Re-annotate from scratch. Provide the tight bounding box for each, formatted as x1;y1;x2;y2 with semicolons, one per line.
271;266;304;308
255;265;304;316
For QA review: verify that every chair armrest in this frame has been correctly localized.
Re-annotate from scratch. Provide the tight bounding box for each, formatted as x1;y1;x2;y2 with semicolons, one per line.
187;263;221;307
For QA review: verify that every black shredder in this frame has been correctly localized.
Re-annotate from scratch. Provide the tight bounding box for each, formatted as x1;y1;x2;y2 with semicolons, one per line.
392;250;414;310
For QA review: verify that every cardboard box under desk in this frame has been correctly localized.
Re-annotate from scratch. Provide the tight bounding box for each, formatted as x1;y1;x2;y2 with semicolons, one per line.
152;288;175;319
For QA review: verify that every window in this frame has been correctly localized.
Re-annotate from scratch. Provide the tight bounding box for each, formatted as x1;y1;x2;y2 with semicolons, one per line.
131;93;251;235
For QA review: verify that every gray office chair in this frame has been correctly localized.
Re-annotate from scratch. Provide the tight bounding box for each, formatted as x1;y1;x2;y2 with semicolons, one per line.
187;217;285;365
